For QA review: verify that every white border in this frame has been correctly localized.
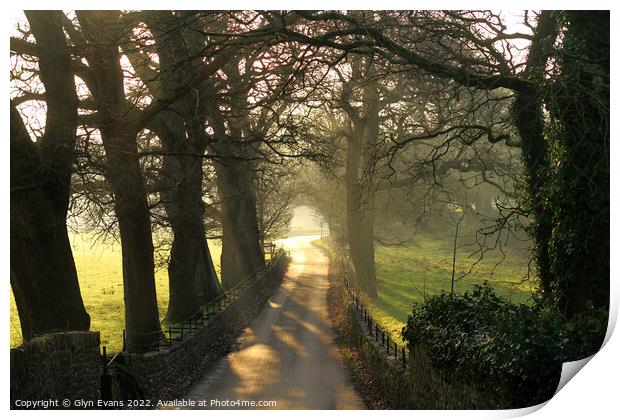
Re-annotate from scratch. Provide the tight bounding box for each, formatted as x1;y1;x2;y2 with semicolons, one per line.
3;2;618;419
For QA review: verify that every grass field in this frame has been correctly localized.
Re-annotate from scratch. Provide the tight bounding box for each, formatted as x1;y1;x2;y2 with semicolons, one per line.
10;234;222;351
11;233;533;350
317;235;535;345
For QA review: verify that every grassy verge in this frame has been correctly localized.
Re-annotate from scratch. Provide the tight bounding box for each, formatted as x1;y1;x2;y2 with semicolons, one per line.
10;233;222;351
323;246;388;409
314;236;534;345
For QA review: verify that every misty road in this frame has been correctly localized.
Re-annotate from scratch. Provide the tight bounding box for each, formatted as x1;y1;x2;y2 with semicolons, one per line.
184;235;364;409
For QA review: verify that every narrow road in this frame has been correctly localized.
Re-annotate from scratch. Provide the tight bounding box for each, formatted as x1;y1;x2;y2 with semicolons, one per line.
185;235;364;409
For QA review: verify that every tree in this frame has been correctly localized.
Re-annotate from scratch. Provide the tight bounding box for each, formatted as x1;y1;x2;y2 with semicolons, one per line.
74;11;162;351
547;11;609;316
204;63;266;289
269;10;609;317
338;60;381;297
201;16;317;287
511;11;557;304
131;11;224;322
255;164;298;246
10;11;90;340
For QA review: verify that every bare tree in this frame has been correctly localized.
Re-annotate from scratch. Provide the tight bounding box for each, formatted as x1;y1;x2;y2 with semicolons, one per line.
72;11;163;351
265;10;607;315
10;11;90;340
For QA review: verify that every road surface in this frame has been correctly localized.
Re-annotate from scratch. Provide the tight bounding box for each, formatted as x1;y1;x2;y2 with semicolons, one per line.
185;235;364;409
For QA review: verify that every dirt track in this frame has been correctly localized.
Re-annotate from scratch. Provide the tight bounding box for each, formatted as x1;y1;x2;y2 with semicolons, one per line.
185;235;364;409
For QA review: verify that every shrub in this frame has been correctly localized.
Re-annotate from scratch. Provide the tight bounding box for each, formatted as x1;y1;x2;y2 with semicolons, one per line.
402;285;607;407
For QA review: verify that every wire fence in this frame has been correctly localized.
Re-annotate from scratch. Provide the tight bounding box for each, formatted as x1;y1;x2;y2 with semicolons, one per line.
340;259;409;368
103;250;286;356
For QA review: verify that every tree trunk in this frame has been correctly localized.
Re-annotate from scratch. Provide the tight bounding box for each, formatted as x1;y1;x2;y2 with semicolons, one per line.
213;157;265;289
136;12;223;322
549;11;610;317
512;11;558;304
344;133;378;298
77;11;162;351
160;143;222;322
10;150;91;341
10;11;90;341
513;90;555;303
101;128;163;351
341;75;380;298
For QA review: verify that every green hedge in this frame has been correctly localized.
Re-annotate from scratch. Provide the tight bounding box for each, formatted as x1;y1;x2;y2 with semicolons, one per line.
402;285;607;407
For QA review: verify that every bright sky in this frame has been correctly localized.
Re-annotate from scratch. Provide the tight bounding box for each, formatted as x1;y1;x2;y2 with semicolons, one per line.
9;10;535;139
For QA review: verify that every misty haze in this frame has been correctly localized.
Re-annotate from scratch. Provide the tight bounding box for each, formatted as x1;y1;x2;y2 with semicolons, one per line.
9;10;609;411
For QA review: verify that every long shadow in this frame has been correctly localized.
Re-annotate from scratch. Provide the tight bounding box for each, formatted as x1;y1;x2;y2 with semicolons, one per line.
186;252;359;409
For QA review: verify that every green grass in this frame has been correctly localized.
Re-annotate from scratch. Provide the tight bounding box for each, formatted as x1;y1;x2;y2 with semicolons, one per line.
318;236;535;345
10;233;222;351
12;233;533;351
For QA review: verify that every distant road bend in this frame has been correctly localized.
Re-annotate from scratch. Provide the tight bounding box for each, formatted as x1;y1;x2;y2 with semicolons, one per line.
185;235;364;409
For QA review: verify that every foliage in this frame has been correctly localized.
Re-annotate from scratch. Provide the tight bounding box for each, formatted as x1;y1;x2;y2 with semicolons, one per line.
545;11;610;315
369;237;532;345
402;285;608;407
316;236;532;346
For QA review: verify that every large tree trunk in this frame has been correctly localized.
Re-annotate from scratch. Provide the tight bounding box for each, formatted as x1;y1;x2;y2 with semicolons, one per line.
10;11;90;341
344;133;378;298
342;77;380;298
549;11;610;317
213;156;265;289
512;11;557;305
77;11;162;352
141;11;222;322
11;110;90;340
160;144;222;322
513;90;554;303
101;128;163;351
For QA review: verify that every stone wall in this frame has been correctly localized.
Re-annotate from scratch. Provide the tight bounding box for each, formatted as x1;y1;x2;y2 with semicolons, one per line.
112;254;289;401
10;254;289;408
10;331;102;408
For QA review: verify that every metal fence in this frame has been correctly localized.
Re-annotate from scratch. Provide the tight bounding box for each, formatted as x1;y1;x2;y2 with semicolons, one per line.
103;251;286;356
340;259;408;368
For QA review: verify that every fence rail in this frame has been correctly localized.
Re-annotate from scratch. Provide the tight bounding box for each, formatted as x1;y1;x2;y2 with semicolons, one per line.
102;251;286;357
340;259;408;368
